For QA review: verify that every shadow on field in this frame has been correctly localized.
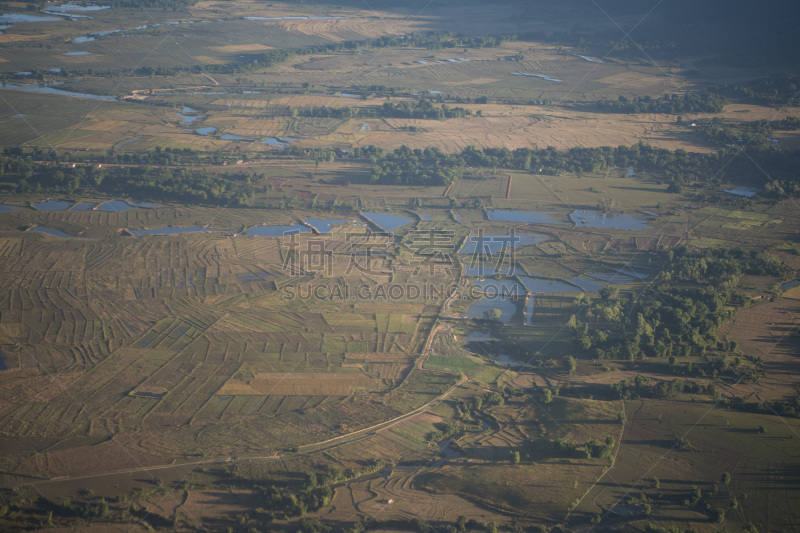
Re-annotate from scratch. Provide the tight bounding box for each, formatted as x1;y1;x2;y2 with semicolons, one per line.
621;438;676;448
725;427;761;434
645;478;711;486
557;418;620;425
738;466;800;484
610;185;671;194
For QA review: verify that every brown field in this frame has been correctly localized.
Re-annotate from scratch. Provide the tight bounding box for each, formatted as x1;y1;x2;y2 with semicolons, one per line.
721;299;800;401
0;1;798;531
315;468;512;525
12;86;797;153
218;372;380;395
575;399;800;531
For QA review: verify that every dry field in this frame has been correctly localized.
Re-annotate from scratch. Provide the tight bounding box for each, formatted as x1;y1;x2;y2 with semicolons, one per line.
10;86;797;154
0;204;448;481
721;299;800;401
576;399;800;530
0;2;798;530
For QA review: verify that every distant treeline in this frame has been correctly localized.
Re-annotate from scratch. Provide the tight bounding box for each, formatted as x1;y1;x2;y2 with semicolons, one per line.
0;154;255;205
5;141;800;201
709;73;800;107
292;99;471;120
360;142;800;195
590;92;726;114
697;116;800;148
1;30;516;82
369;146;465;186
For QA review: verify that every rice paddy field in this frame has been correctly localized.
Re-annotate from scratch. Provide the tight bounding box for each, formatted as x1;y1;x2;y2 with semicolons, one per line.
0;0;798;531
0;166;795;530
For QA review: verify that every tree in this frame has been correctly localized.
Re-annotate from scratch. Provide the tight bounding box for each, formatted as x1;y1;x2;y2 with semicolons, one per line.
487;308;502;322
509;451;520;464
543;389;553;404
721;472;731;485
98;498;109;519
618;411;628;425
599;285;619;300
710;506;726;523
563;355;577;374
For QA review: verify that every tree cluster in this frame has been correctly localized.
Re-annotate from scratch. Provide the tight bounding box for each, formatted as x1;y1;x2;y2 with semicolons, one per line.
573;247;788;365
592;92;726;114
291;99;470;120
710;73;800;106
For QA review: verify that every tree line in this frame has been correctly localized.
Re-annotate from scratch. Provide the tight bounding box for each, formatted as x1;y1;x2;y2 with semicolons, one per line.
590;92;727;114
290;99;471;120
709;72;800;107
6;140;800;201
697;116;800;149
361;142;800;195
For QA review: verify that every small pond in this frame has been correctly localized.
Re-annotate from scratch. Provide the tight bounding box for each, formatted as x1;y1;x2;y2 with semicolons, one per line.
511;72;562;82
780;280;799;291
361;212;412;233
471;279;526;296
219;133;252;141
261;137;296;148
487;209;564;224
46;4;111;12
0;84;116;100
178;113;201;124
459;233;548;255
466;294;517;323
724;186;759;198
95;200;133;212
519;276;581;293
571;209;649;231
569;277;606;292
32;200;73;211
464;261;525;277
0;13;61;22
244;224;311;236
